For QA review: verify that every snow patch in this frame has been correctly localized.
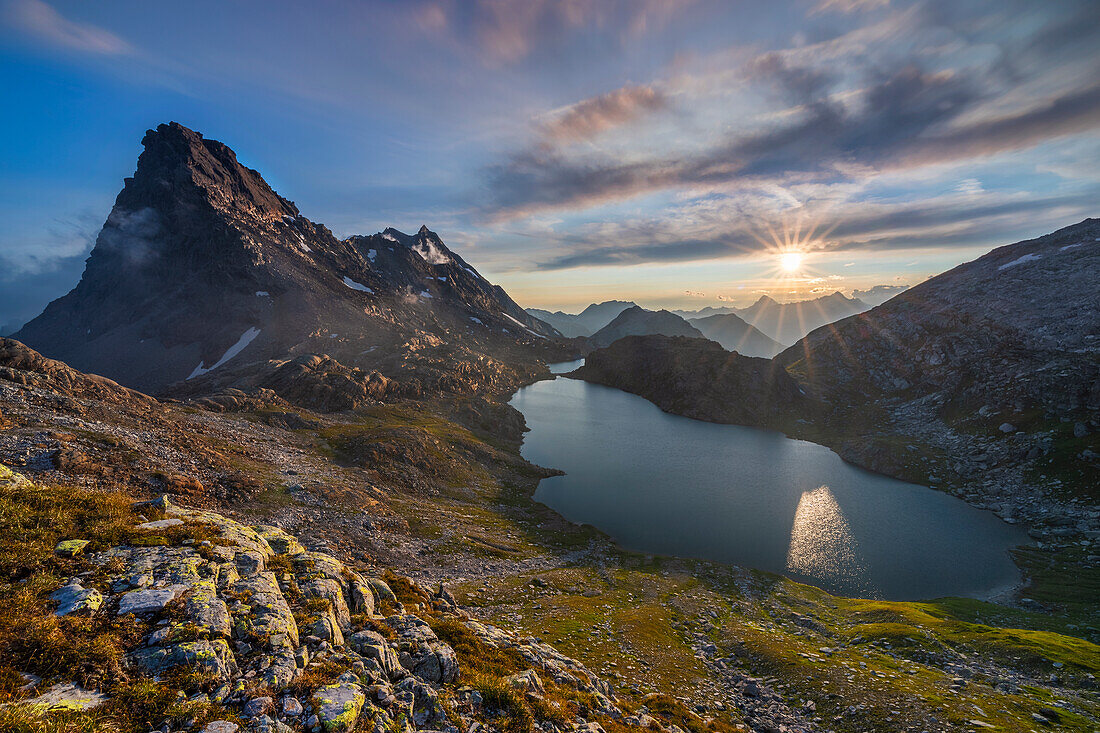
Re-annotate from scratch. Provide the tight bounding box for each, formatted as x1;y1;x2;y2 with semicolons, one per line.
502;312;546;339
382;233;398;242
469;317;483;325
367;249;377;262
463;266;481;280
998;253;1041;270
342;276;374;293
1060;243;1083;252
255;291;269;297
187;327;261;380
419;290;433;298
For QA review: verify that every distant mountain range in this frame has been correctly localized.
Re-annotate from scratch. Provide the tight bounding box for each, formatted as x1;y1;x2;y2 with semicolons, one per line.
589;306;703;348
733;292;867;345
14;123;562;395
687;313;785;358
535;291;870;348
527;300;638;338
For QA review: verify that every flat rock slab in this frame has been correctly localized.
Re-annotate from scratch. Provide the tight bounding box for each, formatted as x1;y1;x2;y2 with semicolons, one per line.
202;722;240;733
117;584;186;615
51;582;104;616
137;518;185;530
22;682;109;712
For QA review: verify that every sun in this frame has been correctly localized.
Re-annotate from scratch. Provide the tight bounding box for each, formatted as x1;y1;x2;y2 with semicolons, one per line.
779;252;803;273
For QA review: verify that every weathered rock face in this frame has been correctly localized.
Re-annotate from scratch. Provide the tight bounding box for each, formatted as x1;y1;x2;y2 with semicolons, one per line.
575;335;812;429
777;219;1100;416
13;122;562;396
588;306;705;349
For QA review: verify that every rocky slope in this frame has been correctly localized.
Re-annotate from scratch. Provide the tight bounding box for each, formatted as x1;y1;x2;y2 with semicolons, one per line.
0;466;642;733
14;123;562;395
687;314;784;358
588;307;705;349
573;336;810;429
526;302;639;339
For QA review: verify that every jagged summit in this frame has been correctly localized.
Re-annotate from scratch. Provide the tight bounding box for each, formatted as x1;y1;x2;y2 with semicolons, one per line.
14;123;562;394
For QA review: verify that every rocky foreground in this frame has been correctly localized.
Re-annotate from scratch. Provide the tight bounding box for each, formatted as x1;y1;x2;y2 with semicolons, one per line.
1;465;655;733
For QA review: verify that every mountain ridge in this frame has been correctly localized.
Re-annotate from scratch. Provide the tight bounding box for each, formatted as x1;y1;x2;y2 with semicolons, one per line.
14;123;563;394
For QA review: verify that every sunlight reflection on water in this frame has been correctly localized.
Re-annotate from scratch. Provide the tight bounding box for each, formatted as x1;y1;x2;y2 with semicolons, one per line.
785;486;872;595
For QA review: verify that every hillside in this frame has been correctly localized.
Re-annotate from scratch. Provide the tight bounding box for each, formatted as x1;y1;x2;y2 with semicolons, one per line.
688;313;784;358
589;306;705;349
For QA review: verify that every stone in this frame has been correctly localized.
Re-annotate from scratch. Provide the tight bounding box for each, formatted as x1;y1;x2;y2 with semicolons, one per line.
367;578;397;604
136;518;185;530
21;682;109;712
507;669;544;695
129;639;239;682
202;722;239;733
184;579;232;638
54;539;90;558
998;423;1016;433
243;696;274;719
117;585;186;615
282;696;304;717
311;682;366;732
394;676;445;727
254;525;306;556
50;581;103;616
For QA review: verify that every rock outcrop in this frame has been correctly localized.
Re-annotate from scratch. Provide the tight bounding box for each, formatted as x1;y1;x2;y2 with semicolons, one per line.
7;468;635;733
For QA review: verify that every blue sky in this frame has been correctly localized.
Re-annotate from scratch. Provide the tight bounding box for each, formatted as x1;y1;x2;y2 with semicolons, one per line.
1;0;1097;331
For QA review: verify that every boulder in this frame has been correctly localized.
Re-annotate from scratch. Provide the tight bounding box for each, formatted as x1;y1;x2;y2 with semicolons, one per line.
311;681;367;732
117;585;187;615
51;580;103;616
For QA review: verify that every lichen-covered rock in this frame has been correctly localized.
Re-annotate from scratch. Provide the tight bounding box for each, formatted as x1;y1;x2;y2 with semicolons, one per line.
185;579;232;638
21;682;109;712
349;630;403;680
367;578;397;604
54;539;90;557
254;525;306;556
130;639;239;682
51;580;103;616
393;676;445;727
348;570;376;616
302;577;351;630
117;585;187;615
311;681;367;732
230;571;299;648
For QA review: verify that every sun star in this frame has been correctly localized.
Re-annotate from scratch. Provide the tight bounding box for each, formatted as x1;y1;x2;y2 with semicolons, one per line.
780;252;803;272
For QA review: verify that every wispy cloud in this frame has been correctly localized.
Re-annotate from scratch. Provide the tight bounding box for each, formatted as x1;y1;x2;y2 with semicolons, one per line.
5;0;130;54
539;85;667;144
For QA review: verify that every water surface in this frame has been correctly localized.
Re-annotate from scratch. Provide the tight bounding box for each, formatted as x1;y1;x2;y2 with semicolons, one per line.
511;368;1027;600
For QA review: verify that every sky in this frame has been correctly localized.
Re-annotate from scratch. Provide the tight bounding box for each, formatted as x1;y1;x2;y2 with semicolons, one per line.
1;0;1098;331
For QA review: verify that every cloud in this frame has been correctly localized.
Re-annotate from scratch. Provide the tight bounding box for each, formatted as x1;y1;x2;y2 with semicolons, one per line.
540;85;667;144
418;0;696;65
851;283;908;305
811;0;889;15
5;0;130;54
525;186;1098;270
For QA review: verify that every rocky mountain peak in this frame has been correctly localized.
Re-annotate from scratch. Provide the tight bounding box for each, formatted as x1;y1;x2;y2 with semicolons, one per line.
130;121;297;223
